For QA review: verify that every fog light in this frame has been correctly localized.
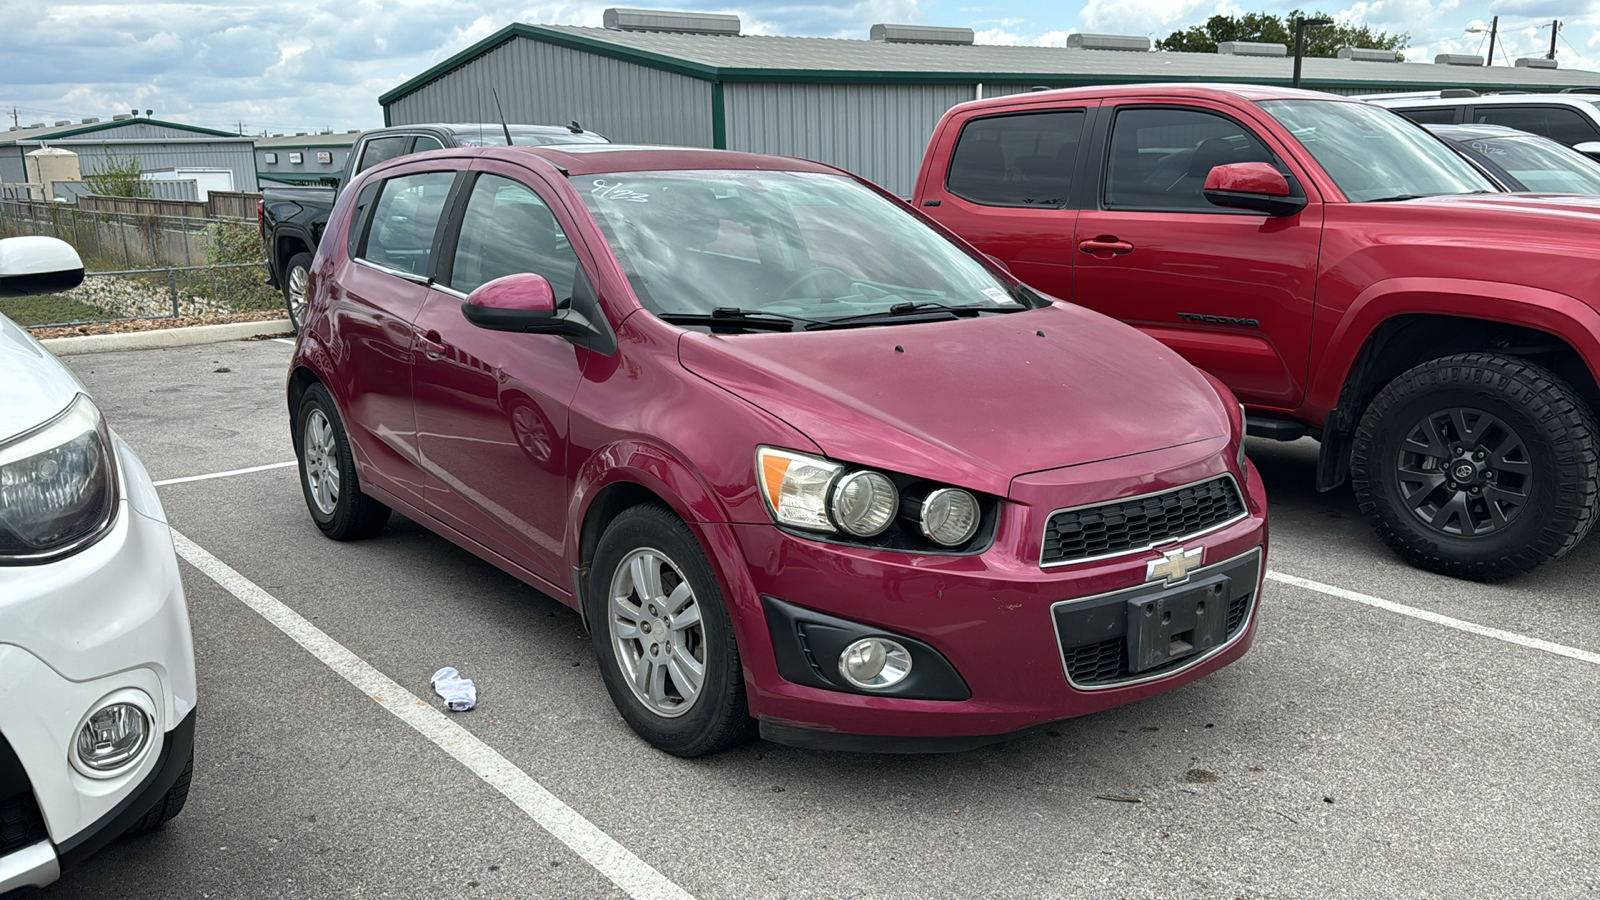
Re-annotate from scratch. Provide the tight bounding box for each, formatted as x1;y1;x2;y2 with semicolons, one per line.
75;703;150;773
838;637;913;690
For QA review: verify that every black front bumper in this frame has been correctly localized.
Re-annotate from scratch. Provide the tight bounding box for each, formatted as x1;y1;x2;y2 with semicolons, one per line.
56;708;196;872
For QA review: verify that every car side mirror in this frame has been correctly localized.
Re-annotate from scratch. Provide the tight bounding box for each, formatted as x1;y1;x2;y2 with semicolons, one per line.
0;236;85;298
1573;141;1600;158
461;271;607;347
1203;163;1308;218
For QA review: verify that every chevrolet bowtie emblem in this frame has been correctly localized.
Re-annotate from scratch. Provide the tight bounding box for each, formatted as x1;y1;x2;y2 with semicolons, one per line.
1147;547;1203;587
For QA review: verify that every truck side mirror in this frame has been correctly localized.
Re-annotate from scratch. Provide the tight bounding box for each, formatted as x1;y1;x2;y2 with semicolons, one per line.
1203;163;1308;218
0;236;85;298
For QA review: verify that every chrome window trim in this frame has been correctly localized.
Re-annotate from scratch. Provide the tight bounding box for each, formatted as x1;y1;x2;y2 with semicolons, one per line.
1038;471;1248;568
353;257;429;285
1049;545;1262;692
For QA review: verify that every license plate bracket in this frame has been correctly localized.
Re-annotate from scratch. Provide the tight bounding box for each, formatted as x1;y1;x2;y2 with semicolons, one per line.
1125;572;1230;673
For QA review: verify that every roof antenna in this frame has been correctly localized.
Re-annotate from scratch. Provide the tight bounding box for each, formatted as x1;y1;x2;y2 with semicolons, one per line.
491;88;513;146
568;120;583;134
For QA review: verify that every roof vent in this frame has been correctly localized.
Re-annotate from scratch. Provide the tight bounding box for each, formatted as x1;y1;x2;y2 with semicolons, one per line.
80;117;100;124
296;131;307;136
1217;41;1287;57
1435;53;1485;66
6;126;17;132
603;8;740;35
54;119;71;126
1067;33;1151;52
112;114;131;121
347;129;360;133
1515;57;1558;69
27;123;44;128
1337;47;1399;62
871;24;975;45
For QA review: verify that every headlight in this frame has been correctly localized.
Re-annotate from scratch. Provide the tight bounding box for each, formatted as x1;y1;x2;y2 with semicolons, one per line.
0;394;118;563
757;447;841;532
919;487;980;547
830;470;897;537
1235;403;1249;482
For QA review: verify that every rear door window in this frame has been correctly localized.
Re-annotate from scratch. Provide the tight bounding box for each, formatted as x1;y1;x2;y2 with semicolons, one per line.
946;111;1086;207
356;136;410;174
412;135;445;153
1474;105;1600;146
357;171;457;277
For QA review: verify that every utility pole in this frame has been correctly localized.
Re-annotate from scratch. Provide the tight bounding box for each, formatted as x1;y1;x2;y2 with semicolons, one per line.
9;108;17;128
1487;16;1498;66
1549;19;1559;59
1292;16;1333;89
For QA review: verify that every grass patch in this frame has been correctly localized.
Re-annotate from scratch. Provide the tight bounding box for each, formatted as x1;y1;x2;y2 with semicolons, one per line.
0;294;112;327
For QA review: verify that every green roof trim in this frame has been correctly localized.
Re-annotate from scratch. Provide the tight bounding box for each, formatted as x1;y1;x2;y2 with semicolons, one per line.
0;117;239;146
378;22;1600;108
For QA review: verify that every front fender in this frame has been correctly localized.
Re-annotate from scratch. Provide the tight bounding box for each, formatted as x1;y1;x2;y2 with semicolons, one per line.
1306;277;1600;415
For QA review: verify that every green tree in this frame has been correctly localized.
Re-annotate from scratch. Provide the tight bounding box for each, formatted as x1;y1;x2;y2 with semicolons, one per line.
82;146;152;198
1157;10;1409;59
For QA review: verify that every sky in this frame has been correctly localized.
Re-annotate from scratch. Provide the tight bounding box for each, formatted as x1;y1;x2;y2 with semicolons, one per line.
3;0;1598;135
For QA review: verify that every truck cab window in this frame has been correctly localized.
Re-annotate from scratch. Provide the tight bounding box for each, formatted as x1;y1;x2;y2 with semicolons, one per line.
357;136;410;174
1105;107;1277;211
946;111;1085;207
412;136;445;153
1475;105;1600;147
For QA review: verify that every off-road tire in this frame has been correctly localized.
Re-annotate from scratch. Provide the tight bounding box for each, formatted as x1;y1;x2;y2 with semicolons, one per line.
1351;352;1599;581
586;503;756;757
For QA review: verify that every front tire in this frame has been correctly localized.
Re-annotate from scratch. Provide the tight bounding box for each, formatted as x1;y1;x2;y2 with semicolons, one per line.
586;503;755;757
282;251;313;333
295;382;391;540
1351;352;1599;581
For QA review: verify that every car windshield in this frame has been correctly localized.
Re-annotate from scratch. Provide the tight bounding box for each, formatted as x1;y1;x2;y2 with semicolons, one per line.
1261;100;1498;201
1466;136;1600;194
452;130;610;147
574;169;1029;324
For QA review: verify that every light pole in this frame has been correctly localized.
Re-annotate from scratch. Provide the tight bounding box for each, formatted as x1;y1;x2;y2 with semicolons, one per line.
1465;17;1500;65
1292;16;1334;89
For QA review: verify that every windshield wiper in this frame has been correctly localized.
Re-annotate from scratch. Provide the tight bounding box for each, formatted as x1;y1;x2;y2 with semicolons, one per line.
1367;194;1426;203
656;307;818;333
809;300;1022;330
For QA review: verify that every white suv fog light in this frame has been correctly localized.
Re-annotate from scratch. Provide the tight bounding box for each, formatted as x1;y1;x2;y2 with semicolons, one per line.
75;703;151;773
838;637;913;690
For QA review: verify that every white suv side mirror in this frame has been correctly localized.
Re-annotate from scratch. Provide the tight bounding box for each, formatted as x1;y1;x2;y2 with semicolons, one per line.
0;236;85;298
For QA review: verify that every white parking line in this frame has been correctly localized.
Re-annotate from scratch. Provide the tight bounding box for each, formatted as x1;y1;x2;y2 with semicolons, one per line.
169;531;698;900
1267;570;1600;666
154;461;297;486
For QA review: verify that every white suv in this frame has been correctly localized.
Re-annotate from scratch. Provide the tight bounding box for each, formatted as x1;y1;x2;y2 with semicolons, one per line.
1365;90;1600;158
0;237;196;892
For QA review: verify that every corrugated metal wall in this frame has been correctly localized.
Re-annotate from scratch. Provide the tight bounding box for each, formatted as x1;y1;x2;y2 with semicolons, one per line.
386;36;714;146
63;141;259;192
257;146;349;183
723;82;975;197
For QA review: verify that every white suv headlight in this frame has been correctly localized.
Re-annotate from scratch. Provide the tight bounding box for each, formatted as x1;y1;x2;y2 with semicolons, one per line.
0;394;119;563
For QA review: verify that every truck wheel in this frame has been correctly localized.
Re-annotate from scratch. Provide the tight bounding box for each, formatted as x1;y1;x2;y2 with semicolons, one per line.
585;503;755;757
295;382;391;540
283;251;313;333
1351;352;1599;581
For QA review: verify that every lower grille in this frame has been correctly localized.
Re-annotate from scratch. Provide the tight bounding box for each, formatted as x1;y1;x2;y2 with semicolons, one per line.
1;791;46;857
1054;548;1261;688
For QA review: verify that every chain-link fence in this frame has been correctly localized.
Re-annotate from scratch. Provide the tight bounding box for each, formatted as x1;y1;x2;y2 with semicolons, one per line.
0;199;283;328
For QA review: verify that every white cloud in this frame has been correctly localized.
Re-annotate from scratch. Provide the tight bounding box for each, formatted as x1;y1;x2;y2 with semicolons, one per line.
1077;0;1240;37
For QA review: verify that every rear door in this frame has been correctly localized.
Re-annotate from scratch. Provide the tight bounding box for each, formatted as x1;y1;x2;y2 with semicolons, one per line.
330;164;462;507
918;100;1096;301
1069;99;1324;410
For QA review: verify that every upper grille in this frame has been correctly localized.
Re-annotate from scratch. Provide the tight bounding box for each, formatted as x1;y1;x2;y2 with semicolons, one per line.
1042;476;1245;566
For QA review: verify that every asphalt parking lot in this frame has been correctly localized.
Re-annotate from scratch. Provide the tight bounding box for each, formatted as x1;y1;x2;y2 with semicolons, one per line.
41;337;1600;899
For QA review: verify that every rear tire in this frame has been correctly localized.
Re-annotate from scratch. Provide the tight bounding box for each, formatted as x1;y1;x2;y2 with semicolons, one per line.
282;251;313;333
295;382;391;540
1351;352;1599;581
586;503;755;757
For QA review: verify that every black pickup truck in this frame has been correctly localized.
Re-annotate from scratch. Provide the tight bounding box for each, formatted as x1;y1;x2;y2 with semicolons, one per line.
260;122;608;328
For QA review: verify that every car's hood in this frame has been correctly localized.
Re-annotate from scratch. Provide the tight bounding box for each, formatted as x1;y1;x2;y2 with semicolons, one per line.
1413;192;1600;219
677;304;1229;497
0;314;83;442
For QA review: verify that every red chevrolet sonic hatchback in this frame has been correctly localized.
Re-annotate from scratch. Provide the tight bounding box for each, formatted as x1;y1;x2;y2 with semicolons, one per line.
287;143;1267;755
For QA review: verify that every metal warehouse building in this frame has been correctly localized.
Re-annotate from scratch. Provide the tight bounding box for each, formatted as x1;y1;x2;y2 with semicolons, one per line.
379;9;1600;196
256;131;360;186
0;116;258;195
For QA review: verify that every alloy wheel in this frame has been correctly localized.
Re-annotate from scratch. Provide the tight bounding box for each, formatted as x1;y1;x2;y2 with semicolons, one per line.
303;408;340;516
1396;406;1532;537
607;547;707;718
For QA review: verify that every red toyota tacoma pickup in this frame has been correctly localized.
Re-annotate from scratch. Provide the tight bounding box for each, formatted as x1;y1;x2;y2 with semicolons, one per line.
914;83;1600;581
